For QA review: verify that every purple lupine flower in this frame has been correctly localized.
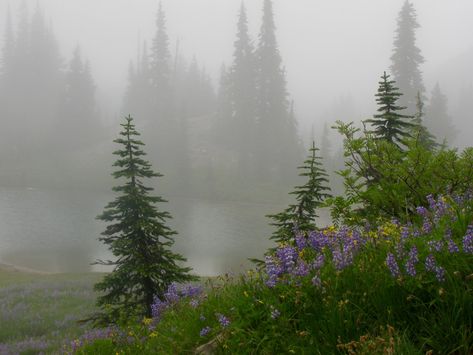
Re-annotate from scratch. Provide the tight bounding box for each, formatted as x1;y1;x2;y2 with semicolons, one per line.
404;246;419;277
189;299;199;308
428;240;444;253
463;227;473;254
265;255;281;288
164;283;180;303
276;246;297;272
422;219;432;234
312;254;325;270
386;253;401;278
216;313;231;328
400;226;410;241
293;260;310;277
200;326;211;337
425;254;436;272
435;266;446;282
295;233;307;250
181;284;203;298
395;240;406;259
447;239;459;253
416;206;429;217
151;297;168;320
308;230;330;252
427;194;436;210
332;249;345;270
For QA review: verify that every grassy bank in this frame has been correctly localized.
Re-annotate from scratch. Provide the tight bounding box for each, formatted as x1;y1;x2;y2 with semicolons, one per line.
0;267;103;354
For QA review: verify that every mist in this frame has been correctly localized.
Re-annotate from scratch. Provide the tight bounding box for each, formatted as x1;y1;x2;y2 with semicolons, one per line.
0;0;472;273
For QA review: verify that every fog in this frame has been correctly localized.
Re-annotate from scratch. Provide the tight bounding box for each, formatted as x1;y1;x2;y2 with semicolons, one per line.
1;0;472;127
0;0;472;274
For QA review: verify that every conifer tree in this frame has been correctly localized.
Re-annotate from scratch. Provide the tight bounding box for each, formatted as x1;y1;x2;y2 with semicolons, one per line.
230;3;257;174
150;1;172;120
94;116;194;322
256;0;301;178
425;83;456;146
411;91;437;150
390;0;425;113
268;142;331;244
365;72;414;147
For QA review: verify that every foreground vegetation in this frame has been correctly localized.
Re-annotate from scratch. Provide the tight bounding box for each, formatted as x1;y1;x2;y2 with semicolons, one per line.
0;269;102;354
71;193;473;354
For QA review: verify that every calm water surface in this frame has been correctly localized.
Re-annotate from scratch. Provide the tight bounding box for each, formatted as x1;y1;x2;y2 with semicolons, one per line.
0;188;296;276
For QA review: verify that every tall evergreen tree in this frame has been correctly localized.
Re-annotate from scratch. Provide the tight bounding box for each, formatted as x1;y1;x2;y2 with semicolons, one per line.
256;0;301;178
268;142;331;244
425;83;456;146
94;115;195;322
390;0;425;114
365;72;414;147
229;2;257;174
411;91;437;150
150;1;172;120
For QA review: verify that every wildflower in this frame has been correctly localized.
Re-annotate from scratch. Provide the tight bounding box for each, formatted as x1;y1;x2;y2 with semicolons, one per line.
293;260;310;277
463;228;473;254
435;266;446;282
181;284;203;298
428;240;443;253
216;313;231;328
199;314;206;321
276;246;298;272
189;299;199;308
200;326;211;337
295;233;307;250
425;254;436;272
312;254;325;270
386;253;401;278
164;283;179;303
265;255;281;288
405;246;418;277
416;206;429;218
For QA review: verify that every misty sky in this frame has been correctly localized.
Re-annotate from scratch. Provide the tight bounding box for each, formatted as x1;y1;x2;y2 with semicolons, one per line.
0;0;472;131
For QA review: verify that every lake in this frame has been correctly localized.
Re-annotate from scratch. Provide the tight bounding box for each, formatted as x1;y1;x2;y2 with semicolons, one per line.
0;188;312;276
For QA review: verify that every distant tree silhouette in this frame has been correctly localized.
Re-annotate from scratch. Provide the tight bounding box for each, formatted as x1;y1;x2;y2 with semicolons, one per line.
426;83;456;146
411;91;437;150
256;0;301;179
390;0;425;114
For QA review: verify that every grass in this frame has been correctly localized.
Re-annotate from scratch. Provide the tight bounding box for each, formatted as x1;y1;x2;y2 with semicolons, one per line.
74;194;473;354
0;267;103;354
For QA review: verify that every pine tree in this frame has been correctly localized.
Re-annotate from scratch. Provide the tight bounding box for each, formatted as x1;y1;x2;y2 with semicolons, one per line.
390;0;425;114
229;3;257;174
150;1;172;120
365;72;414;147
425;83;456;146
256;0;301;178
94;116;195;322
411;91;437;150
268;142;331;244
